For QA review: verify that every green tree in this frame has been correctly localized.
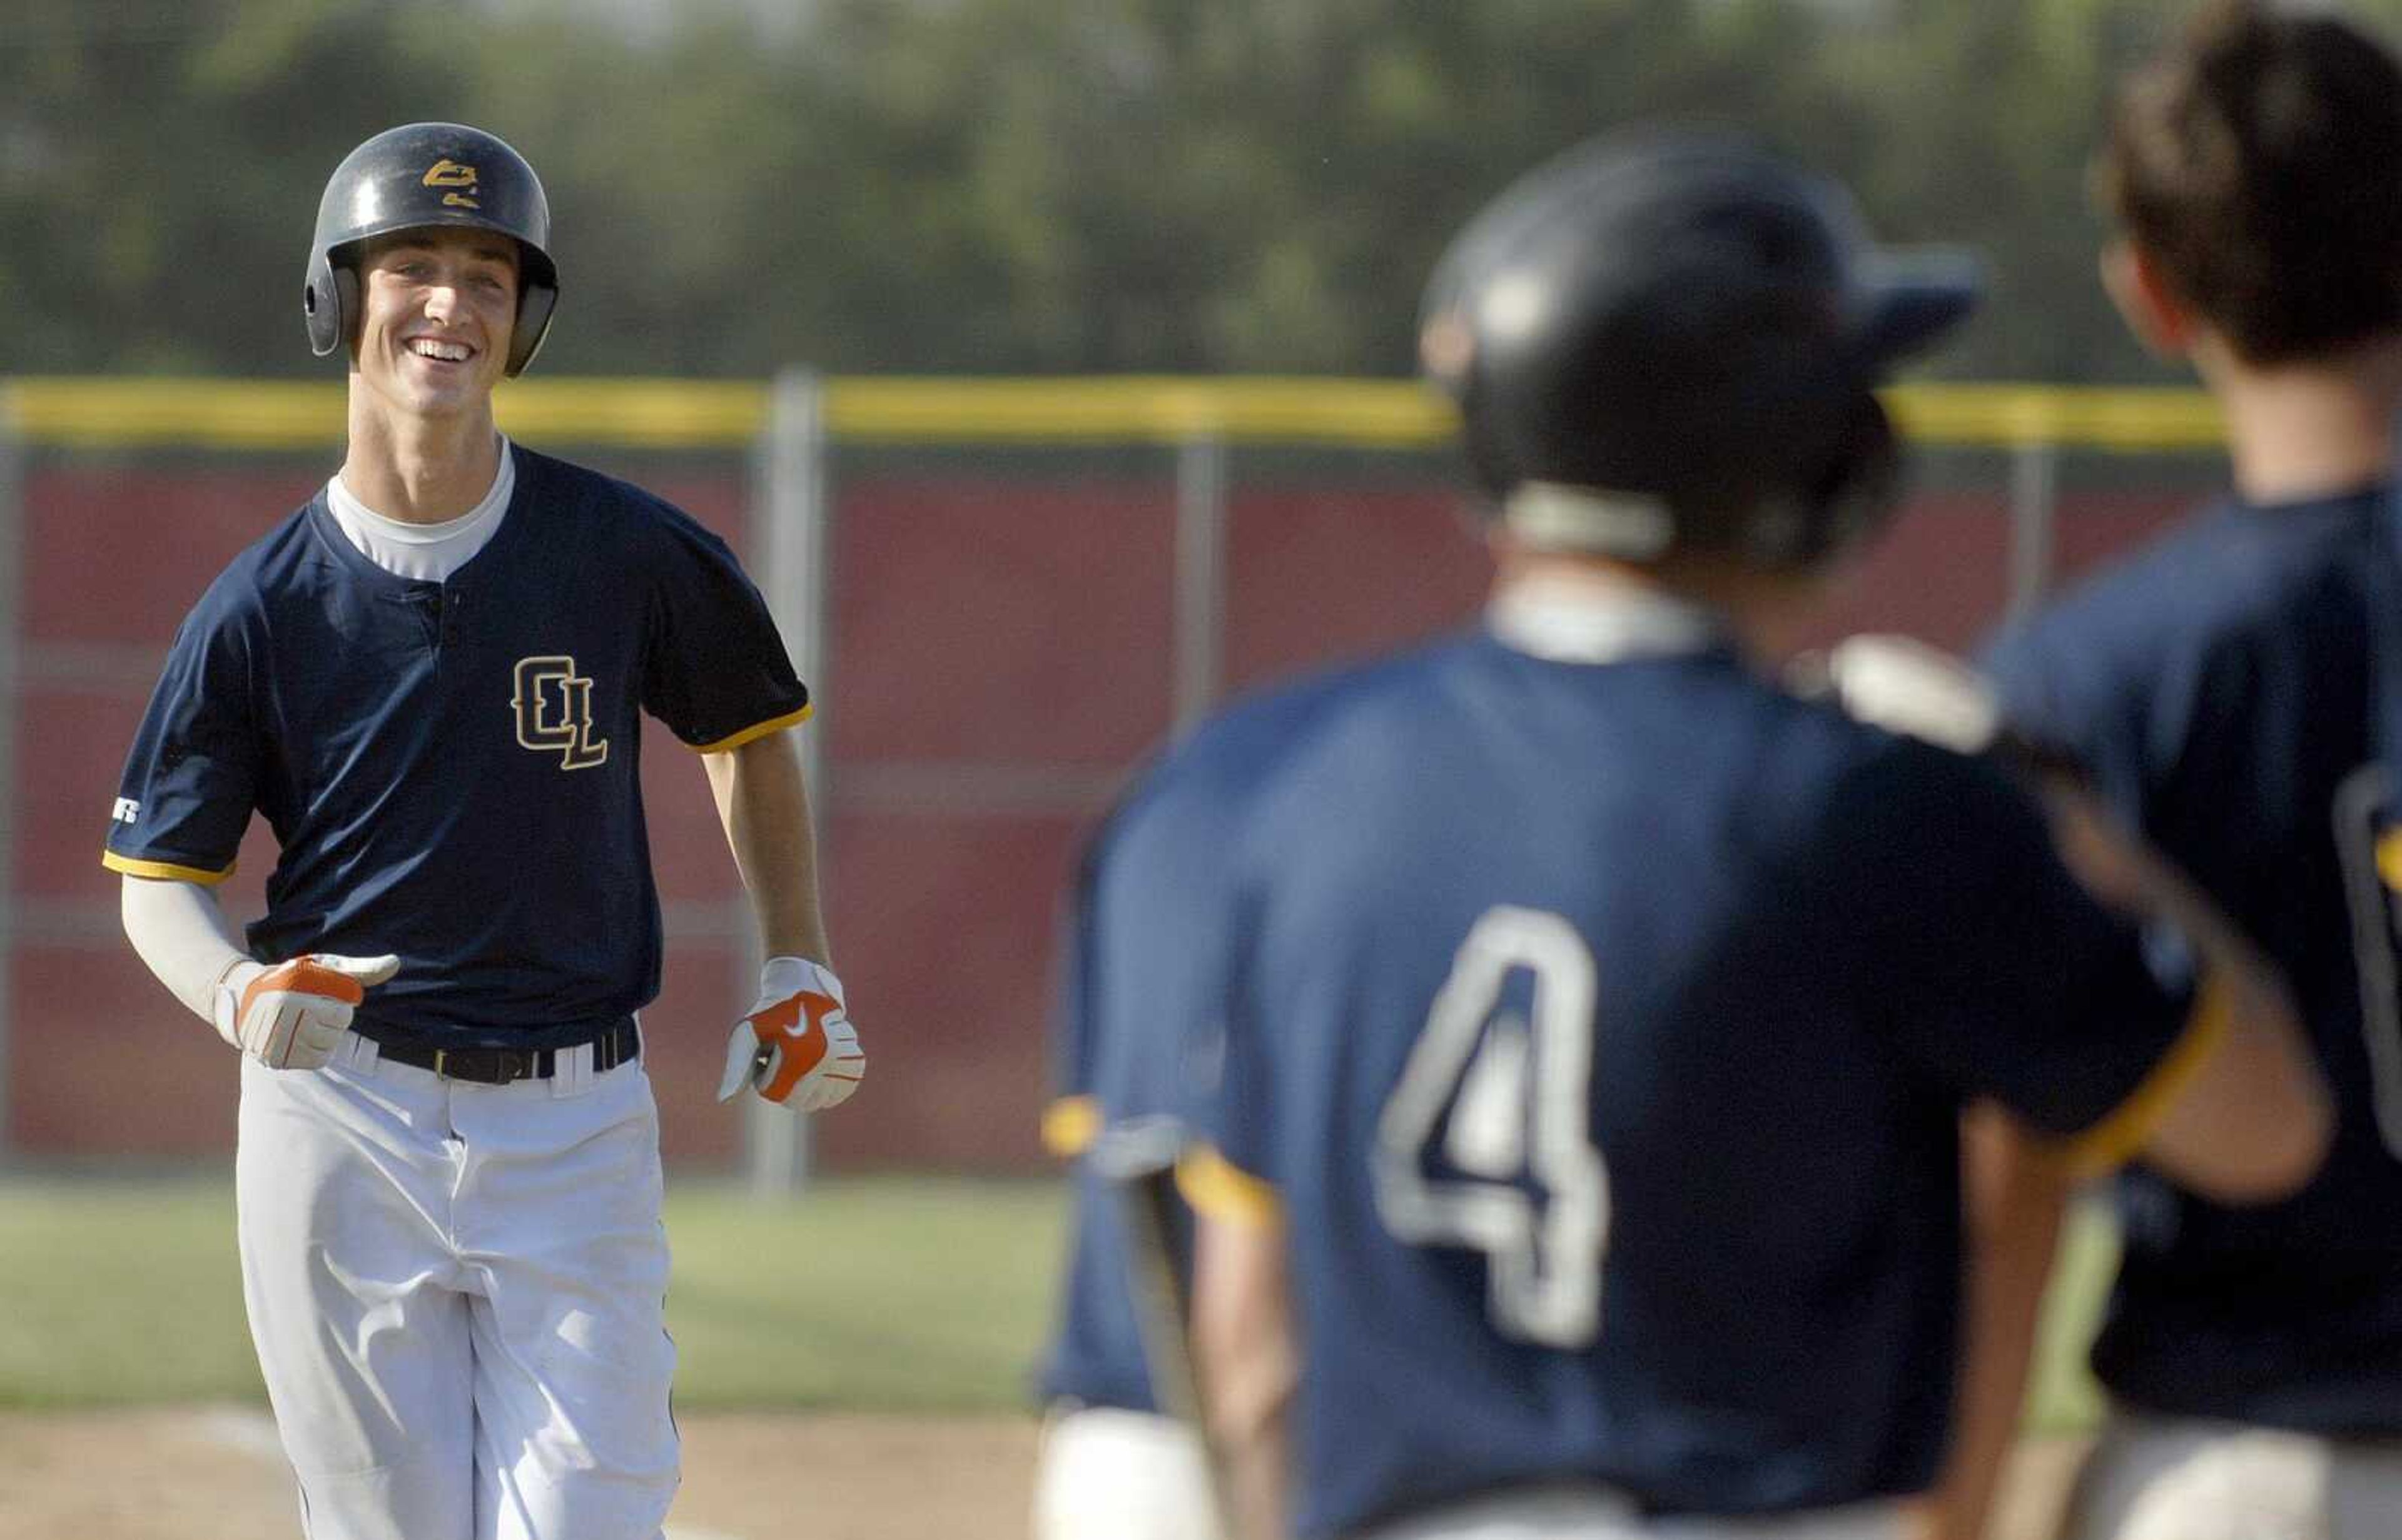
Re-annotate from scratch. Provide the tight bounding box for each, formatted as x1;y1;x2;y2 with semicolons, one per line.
9;0;2402;382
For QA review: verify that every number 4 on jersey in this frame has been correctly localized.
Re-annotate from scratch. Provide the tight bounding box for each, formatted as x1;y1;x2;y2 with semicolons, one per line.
1374;906;1610;1349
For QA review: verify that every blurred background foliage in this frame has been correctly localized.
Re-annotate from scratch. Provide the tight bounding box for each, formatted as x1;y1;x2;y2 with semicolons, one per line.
6;0;2400;382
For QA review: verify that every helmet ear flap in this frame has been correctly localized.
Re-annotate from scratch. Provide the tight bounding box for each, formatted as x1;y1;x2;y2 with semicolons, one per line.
303;253;352;358
506;279;559;377
332;266;360;356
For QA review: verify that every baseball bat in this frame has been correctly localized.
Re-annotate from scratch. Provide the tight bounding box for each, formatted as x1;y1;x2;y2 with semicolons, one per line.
1093;1117;1237;1540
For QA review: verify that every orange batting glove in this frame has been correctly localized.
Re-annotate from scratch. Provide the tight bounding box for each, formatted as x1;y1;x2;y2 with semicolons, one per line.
716;956;866;1112
213;953;402;1070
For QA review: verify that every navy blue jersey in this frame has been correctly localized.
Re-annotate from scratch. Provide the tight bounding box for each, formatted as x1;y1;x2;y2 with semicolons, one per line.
104;447;808;1046
1985;486;2402;1434
1148;627;2196;1539
1036;683;1349;1414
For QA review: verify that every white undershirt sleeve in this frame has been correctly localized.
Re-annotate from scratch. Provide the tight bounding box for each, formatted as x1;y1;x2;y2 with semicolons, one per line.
120;874;253;1026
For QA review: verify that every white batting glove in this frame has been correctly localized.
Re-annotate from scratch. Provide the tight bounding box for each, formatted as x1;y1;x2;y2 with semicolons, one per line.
212;953;401;1071
1817;633;2002;755
716;956;866;1112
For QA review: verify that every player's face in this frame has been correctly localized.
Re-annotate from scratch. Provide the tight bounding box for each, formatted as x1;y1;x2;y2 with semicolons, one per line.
352;230;519;417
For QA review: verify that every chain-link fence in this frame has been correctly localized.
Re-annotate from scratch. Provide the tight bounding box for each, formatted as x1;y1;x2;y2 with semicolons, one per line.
0;375;2229;1178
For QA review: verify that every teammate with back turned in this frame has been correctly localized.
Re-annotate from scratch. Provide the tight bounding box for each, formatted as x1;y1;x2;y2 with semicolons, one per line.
1030;752;1224;1539
1083;131;2337;1540
102;121;863;1540
1032;678;1328;1539
1975;6;2402;1536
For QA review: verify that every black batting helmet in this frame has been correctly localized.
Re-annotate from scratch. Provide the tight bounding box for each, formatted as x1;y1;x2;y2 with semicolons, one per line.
1419;131;1980;568
303;122;560;377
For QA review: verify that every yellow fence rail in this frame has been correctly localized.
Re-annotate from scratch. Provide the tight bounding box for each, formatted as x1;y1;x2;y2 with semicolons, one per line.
0;376;2226;453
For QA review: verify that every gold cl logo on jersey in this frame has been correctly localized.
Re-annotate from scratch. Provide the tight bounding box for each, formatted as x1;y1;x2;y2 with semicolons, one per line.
512;656;609;770
422;158;480;209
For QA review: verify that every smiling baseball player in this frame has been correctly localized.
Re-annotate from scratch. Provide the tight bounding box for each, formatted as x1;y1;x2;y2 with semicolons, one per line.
104;122;862;1540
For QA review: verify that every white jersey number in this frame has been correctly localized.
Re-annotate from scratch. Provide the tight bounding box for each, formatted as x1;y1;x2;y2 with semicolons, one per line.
2331;764;2402;1162
1373;906;1609;1349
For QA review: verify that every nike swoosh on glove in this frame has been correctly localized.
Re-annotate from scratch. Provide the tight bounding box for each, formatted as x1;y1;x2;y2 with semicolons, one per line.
717;956;866;1112
213;953;402;1070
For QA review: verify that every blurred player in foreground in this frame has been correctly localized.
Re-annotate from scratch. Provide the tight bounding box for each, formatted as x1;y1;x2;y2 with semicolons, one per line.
1031;771;1252;1540
1104;132;2330;1540
104;121;862;1540
1977;6;2402;1535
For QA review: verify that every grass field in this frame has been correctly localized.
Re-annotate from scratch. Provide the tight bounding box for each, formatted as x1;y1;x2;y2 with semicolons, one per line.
0;1170;2116;1427
0;1173;2119;1540
0;1173;1067;1410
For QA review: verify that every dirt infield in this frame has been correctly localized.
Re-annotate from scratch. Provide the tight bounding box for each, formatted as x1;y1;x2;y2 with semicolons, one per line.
0;1407;2084;1540
0;1407;1041;1540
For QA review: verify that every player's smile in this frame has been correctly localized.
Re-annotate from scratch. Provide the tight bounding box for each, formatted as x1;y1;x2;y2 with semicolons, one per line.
405;336;477;365
354;228;517;414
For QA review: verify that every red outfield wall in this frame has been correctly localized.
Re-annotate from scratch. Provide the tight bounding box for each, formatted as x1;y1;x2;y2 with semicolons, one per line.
8;467;2193;1171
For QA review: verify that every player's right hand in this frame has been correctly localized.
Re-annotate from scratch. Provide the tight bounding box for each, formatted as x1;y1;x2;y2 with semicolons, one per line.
213;953;401;1070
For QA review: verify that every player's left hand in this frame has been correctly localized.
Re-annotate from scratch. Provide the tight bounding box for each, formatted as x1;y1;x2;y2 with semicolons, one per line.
1816;632;2002;754
716;956;865;1112
215;952;402;1071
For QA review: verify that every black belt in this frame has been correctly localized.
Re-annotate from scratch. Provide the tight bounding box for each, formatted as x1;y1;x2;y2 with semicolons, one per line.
377;1018;640;1085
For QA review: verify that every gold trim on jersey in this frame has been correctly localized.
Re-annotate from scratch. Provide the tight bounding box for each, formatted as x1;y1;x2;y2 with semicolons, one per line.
2063;975;2233;1180
2375;826;2402;893
691;703;814;754
1177;1146;1283;1227
1041;1095;1102;1158
101;849;236;885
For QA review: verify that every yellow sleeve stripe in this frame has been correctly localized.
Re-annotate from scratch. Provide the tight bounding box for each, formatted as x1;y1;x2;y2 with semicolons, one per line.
690;703;813;754
1176;1146;1283;1227
2376;827;2402;892
1041;1096;1101;1158
2063;975;2233;1181
103;850;236;885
